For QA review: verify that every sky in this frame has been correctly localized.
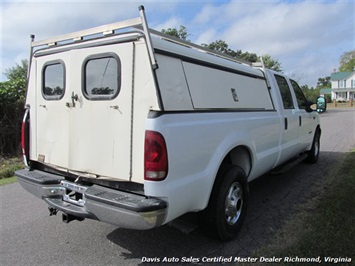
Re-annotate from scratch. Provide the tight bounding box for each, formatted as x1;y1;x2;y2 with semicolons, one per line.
1;0;354;87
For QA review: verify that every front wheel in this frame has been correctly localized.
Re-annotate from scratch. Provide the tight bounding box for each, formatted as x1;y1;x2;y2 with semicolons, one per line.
201;165;249;241
305;129;320;163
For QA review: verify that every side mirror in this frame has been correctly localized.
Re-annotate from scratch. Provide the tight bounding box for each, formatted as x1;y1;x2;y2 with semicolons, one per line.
305;101;315;113
316;96;327;113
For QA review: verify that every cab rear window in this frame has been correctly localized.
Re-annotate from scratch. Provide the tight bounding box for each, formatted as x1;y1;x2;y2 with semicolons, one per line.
83;53;121;100
42;61;65;100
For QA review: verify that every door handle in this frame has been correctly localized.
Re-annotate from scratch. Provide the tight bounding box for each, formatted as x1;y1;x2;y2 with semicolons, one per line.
66;92;79;108
299;116;302;126
71;92;79;102
285;117;288;130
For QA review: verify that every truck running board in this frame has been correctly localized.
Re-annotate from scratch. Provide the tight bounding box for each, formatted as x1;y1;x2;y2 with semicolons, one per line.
270;154;308;175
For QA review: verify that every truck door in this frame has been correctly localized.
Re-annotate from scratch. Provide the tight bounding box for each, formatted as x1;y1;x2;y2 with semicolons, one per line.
274;74;300;163
290;79;316;151
36;42;134;180
36;54;70;170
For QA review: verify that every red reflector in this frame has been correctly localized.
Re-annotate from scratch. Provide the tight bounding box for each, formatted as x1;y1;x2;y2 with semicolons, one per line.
21;121;26;156
144;131;168;181
21;109;30;166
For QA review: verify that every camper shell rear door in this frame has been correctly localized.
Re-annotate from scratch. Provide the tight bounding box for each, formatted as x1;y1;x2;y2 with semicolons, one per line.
35;42;134;181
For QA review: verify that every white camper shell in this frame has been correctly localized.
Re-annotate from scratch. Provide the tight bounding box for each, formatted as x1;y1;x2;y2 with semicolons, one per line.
16;6;321;240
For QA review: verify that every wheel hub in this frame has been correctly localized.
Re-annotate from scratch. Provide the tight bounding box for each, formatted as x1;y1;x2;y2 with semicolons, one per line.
225;182;243;225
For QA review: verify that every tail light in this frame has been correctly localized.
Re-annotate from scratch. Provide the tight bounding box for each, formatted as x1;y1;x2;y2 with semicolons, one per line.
21;108;30;166
144;130;168;181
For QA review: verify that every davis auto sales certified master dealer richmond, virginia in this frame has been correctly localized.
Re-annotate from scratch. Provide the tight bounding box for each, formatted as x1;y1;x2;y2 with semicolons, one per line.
141;256;351;263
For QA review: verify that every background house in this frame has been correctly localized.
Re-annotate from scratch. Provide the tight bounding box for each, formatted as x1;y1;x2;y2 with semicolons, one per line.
331;71;355;101
319;88;332;102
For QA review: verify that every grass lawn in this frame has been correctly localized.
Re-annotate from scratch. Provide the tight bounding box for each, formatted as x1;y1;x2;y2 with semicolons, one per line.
0;156;23;186
0;176;17;186
256;150;355;262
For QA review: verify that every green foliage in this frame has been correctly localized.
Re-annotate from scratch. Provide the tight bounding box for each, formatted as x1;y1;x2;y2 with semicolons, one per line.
239;51;258;63
202;40;241;58
301;76;331;102
4;59;28;81
317;76;331;88
339;50;355;72
0;60;28;156
301;85;320;102
0;157;23;179
162;26;282;72
261;54;283;73
204;44;283;72
0;176;17;186
161;25;189;41
0;78;27;107
1;59;28;106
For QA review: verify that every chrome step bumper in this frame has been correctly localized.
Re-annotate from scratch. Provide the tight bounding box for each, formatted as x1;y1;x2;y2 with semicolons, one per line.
15;169;167;230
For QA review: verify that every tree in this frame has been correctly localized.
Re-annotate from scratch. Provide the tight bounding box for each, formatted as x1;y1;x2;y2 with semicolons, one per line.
4;59;28;81
261;54;282;72
161;25;189;41
1;59;28;106
239;51;258;63
0;60;28;155
202;40;241;58
0;79;27;105
301;85;320;102
301;75;332;103
316;76;331;88
314;76;331;103
162;26;282;72
339;50;355;72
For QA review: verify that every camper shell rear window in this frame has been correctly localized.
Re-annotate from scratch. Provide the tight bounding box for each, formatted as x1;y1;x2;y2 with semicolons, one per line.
82;53;121;100
42;60;65;100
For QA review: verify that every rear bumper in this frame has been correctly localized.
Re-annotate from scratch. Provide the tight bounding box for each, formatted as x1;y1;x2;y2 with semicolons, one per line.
15;169;167;230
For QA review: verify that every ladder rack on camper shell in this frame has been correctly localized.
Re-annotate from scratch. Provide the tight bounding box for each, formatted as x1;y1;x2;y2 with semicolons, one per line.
29;6;157;71
28;5;251;73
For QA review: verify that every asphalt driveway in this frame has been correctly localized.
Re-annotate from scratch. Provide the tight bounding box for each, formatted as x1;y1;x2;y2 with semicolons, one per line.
1;108;354;265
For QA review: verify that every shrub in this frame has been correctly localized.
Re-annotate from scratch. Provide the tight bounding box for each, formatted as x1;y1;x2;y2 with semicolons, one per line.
0;157;23;179
0;78;27;156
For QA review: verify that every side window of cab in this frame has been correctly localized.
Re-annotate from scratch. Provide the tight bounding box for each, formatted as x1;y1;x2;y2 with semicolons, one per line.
274;75;294;109
290;79;307;110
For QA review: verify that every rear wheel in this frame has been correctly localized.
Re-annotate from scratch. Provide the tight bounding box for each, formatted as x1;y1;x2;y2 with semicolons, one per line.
201;165;249;241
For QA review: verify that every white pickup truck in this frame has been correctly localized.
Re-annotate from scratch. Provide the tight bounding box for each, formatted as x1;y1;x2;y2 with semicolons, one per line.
16;6;321;240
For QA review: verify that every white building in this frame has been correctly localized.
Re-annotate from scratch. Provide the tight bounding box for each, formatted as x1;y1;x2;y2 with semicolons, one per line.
331;71;355;101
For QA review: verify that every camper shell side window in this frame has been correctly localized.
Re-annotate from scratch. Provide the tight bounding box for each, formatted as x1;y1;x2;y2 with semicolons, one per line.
82;53;121;100
42;60;66;100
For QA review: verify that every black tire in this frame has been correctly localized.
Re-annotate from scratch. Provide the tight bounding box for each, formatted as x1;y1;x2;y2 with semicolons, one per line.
305;129;320;163
201;164;249;241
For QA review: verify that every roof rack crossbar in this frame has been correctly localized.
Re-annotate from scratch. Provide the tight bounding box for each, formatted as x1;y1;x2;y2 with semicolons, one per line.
32;17;142;48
